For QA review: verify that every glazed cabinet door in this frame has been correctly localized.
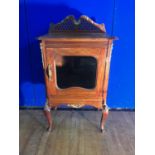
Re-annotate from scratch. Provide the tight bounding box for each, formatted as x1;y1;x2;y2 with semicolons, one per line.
44;48;107;97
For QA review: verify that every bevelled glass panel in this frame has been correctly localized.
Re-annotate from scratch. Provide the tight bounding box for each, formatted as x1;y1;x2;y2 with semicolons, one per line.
56;56;97;89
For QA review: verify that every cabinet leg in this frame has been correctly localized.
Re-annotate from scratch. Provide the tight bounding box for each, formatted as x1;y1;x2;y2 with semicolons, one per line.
44;100;53;132
100;104;109;132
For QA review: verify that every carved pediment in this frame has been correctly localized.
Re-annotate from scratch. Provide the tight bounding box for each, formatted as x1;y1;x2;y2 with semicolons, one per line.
49;15;106;33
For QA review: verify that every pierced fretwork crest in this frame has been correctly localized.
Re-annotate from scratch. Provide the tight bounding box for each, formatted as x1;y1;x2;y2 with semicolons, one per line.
49;15;106;33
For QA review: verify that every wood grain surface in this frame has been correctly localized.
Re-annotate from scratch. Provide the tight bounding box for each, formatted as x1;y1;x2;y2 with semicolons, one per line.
20;110;135;155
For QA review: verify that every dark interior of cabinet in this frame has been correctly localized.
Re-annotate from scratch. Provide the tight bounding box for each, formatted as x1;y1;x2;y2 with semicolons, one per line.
56;56;97;89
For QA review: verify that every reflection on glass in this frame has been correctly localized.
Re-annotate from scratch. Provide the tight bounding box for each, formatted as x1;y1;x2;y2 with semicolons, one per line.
56;56;97;89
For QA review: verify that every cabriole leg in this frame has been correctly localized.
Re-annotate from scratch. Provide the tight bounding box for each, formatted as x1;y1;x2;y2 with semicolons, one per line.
44;100;53;132
100;103;109;132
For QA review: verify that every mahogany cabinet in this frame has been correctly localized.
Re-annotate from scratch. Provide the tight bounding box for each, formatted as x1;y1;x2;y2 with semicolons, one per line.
38;15;116;132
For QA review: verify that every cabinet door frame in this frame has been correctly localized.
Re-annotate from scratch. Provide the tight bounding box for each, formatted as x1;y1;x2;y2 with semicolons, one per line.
44;48;106;97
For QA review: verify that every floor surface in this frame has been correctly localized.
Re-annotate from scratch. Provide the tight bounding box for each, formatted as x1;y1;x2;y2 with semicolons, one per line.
19;110;135;155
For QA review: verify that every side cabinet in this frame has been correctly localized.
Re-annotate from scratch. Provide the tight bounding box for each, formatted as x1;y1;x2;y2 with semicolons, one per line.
38;15;116;132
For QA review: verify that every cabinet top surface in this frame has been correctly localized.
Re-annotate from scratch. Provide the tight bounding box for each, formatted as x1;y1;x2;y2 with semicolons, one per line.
38;33;116;41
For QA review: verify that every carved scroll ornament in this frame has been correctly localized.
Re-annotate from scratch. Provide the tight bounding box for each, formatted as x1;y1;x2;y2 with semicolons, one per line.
49;15;106;33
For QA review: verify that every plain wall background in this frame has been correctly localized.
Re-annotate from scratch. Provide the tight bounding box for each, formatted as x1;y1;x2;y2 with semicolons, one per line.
19;0;135;109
